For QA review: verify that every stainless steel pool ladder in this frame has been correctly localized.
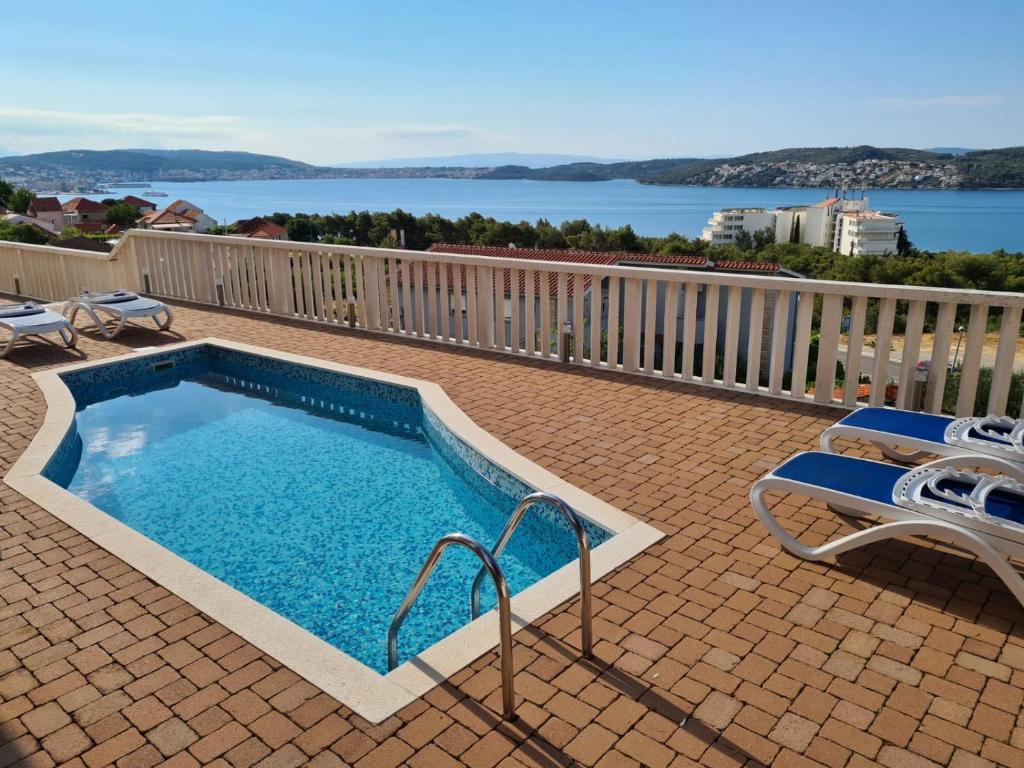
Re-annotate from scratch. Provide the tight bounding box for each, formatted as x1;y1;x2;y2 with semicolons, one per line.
387;532;517;720
386;493;594;722
470;491;593;658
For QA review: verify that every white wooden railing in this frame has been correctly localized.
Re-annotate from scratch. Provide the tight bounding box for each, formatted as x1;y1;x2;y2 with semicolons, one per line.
1;230;1022;417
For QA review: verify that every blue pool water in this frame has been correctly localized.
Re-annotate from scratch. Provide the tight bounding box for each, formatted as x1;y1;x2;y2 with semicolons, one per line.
45;346;609;673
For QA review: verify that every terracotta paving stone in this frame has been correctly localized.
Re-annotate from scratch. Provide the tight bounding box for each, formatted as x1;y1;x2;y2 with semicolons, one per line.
2;300;1024;767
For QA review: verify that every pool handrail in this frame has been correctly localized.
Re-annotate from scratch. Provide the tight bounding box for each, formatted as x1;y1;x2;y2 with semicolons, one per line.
387;532;516;720
470;491;593;658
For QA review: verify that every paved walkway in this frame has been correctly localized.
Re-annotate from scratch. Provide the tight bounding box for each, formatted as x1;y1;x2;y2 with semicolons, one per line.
2;301;1023;767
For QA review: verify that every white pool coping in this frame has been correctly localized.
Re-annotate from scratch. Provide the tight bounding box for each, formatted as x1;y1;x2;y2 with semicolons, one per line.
5;337;665;723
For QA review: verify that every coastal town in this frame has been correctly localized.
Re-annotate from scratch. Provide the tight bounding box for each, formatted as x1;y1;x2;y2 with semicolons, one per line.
0;193;288;251
692;157;963;189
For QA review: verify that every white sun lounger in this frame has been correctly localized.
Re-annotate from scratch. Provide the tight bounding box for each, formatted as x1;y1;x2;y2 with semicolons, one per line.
0;302;78;358
64;290;173;339
821;406;1023;465
752;451;1024;606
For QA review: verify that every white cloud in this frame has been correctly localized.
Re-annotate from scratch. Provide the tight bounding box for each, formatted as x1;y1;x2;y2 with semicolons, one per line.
373;125;477;140
0;107;243;137
877;95;1003;109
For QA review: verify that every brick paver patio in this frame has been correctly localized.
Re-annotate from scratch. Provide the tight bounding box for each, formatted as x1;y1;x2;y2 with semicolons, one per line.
2;300;1023;768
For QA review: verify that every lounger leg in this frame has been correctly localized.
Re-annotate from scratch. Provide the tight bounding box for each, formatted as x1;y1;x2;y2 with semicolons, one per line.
0;326;16;359
752;483;1024;607
876;443;933;464
107;313;127;339
154;305;173;331
58;324;78;349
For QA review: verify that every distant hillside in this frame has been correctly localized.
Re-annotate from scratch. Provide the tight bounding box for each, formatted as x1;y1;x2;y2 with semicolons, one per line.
0;149;323;186
481;146;1024;188
2;145;1023;190
335;152;625;169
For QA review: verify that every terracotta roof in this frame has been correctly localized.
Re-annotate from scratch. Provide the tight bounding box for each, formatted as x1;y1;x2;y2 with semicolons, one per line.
234;217;286;238
28;196;62;213
714;260;785;274
418;245;710;297
168;199;206;216
73;220;108;234
62;197;108;213
811;197;841;208
121;195;155;208
427;244;706;267
141;209;196;226
840;211;895;220
411;246;799;295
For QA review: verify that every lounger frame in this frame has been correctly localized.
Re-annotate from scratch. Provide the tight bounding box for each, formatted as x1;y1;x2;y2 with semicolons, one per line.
0;313;78;359
64;297;173;339
752;454;1024;606
821;417;1023;465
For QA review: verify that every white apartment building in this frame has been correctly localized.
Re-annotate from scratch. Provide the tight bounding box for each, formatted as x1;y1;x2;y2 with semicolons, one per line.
701;194;904;256
700;208;776;246
835;211;902;256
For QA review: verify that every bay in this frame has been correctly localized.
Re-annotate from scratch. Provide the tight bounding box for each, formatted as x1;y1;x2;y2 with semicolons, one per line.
88;178;1024;253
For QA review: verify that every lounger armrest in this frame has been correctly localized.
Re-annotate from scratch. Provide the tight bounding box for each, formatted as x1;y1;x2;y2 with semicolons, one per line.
921;455;1024;483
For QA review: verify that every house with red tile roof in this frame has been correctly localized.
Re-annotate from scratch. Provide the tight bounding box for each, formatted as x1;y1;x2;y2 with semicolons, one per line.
61;197;108;225
233;217;288;240
405;244;801;372
27;197;64;233
121;195;157;213
137;199;217;233
137;208;200;233
164;199;216;232
1;213;58;238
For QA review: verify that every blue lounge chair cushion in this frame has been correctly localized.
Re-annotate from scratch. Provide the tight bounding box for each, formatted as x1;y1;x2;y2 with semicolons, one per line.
836;407;952;444
777;452;1024;525
0;303;45;319
773;452;905;505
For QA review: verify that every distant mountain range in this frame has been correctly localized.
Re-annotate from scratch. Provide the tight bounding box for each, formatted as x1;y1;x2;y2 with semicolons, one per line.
479;146;1024;188
334;152;626;168
2;145;1023;190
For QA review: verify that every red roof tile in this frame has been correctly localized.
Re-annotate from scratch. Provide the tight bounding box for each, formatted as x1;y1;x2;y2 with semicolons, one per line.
811;197;841;208
28;196;62;213
714;259;785;274
62;197;108;213
122;195;155;208
234;217;286;237
414;244;709;297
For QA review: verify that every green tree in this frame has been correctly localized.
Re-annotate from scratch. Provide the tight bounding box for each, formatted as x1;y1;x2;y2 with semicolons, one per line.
790;217;800;244
105;201;141;227
0;179;13;207
59;225;83;239
896;226;912;256
733;229;754;251
0;221;51;245
286;217;319;242
7;187;32;214
752;225;776;251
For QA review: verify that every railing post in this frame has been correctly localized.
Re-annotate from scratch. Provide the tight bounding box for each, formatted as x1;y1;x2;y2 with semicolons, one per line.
621;278;642;372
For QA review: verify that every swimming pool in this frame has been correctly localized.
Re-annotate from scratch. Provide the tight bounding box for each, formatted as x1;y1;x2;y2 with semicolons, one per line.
10;339;663;721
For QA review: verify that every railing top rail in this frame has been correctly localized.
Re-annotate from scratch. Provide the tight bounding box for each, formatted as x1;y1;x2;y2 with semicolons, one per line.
0;239;123;262
118;230;1024;307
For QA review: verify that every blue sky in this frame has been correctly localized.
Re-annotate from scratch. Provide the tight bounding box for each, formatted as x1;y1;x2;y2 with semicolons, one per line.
1;0;1021;163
